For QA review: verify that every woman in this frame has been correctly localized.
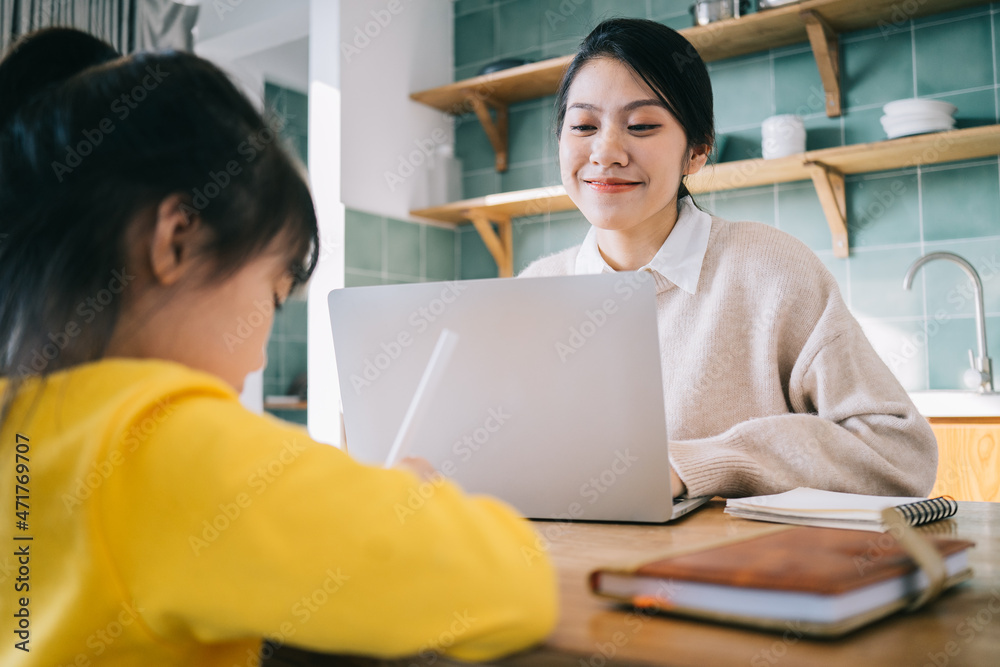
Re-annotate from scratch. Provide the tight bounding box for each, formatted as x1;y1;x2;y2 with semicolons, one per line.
0;28;554;666
521;18;937;499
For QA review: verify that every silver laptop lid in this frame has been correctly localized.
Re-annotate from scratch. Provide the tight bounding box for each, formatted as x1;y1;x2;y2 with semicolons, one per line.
328;273;676;522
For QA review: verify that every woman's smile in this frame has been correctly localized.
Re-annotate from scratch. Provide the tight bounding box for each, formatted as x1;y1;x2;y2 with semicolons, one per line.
583;177;642;193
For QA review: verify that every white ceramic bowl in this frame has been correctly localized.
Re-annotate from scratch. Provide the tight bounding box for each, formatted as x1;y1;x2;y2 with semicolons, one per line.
883;98;957;117
880;114;955;139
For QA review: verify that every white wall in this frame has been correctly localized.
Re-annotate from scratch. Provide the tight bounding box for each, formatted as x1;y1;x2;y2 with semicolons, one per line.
194;0;310;104
306;0;344;445
339;0;454;217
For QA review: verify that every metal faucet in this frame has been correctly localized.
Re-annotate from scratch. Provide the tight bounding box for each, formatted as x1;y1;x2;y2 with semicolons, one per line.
903;252;993;393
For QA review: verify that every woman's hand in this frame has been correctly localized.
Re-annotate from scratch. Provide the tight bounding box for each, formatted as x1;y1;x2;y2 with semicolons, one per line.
670;466;686;498
395;456;437;482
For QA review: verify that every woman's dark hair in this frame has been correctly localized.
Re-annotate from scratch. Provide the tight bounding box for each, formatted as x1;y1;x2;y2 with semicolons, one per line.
0;28;319;388
554;18;715;202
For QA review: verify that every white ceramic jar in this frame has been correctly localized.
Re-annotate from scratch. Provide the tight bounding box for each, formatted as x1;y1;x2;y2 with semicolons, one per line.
761;114;806;159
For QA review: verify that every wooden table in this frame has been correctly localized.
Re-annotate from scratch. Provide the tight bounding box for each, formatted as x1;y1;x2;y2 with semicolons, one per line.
265;501;1000;666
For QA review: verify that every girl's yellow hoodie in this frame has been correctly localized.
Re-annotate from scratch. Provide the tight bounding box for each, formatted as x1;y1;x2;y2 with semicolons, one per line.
0;358;556;666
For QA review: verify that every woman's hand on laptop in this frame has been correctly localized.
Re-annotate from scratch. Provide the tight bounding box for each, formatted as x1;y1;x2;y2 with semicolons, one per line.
671;467;686;498
396;456;437;482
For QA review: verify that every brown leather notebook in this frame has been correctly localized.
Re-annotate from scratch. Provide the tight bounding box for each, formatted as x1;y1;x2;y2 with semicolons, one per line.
590;526;974;636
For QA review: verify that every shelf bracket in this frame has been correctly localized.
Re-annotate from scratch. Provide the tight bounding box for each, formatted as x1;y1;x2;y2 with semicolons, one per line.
805;161;849;258
466;94;509;172
467;209;513;277
801;10;842;118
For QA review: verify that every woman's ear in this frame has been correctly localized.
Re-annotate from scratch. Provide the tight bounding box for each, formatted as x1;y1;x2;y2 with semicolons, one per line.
682;143;710;176
149;194;205;286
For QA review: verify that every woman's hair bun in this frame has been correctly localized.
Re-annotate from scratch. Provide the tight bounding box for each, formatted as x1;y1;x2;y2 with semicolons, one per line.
0;27;120;128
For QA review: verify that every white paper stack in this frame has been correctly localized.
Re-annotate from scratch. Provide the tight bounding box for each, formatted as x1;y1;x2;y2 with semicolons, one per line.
725;487;941;532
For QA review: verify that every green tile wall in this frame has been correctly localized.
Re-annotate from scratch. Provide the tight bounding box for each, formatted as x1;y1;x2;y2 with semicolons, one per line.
453;1;1000;391
266;299;308;426
264;82;308;166
345;208;458;286
263;82;310;425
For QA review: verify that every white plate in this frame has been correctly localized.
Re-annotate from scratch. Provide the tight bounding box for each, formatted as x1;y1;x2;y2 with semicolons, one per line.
882;117;956;139
880;114;955;131
883;98;957;117
882;111;956;124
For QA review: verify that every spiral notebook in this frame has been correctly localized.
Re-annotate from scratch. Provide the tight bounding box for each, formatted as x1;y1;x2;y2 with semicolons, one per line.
725;488;958;532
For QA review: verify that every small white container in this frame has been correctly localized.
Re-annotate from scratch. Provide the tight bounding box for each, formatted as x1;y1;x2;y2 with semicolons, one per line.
761;114;806;159
427;144;463;206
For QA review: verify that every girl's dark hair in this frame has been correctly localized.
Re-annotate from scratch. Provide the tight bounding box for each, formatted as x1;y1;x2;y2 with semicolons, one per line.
554;18;715;202
0;28;319;386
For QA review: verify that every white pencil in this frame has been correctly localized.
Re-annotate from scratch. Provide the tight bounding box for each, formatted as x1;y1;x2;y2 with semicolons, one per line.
384;328;459;468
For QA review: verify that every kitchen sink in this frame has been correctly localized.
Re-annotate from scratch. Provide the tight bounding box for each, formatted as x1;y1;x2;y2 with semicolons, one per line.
907;391;1000;418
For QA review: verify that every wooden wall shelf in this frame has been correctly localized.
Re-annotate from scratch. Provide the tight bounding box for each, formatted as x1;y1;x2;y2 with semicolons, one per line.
411;0;990;170
411;125;1000;269
264;399;308;411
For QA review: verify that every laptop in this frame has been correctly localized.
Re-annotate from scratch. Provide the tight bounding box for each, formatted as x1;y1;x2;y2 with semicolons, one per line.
327;273;710;523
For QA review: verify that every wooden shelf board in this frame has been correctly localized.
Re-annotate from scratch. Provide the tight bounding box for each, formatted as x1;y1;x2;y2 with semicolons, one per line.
264;400;308;411
687;0;987;62
410;55;572;114
411;0;989;114
412;186;575;224
411;125;1000;225
691;124;1000;191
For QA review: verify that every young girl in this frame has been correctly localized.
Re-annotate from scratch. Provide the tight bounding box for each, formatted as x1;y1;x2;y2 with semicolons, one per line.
521;18;937;499
0;28;555;666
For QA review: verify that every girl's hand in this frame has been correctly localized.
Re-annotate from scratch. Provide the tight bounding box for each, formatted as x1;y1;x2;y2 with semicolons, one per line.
670;466;686;498
395;456;437;482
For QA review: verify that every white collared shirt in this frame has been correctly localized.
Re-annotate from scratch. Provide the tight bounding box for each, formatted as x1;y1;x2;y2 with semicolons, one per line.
573;195;713;295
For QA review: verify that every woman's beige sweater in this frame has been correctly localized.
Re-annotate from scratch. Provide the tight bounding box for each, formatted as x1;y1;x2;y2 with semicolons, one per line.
520;217;937;498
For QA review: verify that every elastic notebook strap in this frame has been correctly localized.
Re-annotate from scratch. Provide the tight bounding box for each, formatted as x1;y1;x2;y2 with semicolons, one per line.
880;507;946;611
